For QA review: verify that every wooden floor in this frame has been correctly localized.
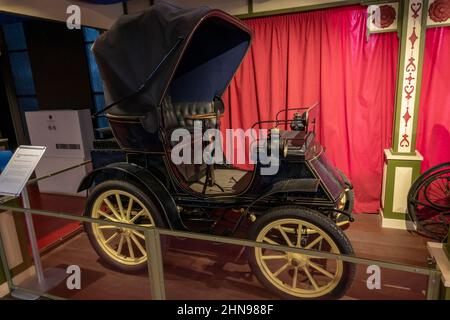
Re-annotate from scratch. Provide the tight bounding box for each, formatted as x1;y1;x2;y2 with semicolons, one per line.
21;213;433;300
27;185;84;250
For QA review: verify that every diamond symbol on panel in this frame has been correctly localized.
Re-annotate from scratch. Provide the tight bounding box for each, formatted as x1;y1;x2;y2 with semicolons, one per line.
409;27;418;49
403;108;411;125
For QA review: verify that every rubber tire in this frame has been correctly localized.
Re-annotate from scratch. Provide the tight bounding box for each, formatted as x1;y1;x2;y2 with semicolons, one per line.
247;206;355;300
336;169;354;214
84;180;166;273
407;165;450;241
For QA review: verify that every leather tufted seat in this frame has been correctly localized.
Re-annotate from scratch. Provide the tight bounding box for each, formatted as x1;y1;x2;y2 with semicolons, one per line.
162;96;222;183
162;96;216;131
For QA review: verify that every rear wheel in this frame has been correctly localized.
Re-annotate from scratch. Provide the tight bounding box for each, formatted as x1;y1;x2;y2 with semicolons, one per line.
247;206;355;299
84;180;165;272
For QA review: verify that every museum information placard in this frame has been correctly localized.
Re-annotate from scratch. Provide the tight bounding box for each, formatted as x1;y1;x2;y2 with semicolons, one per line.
0;146;46;196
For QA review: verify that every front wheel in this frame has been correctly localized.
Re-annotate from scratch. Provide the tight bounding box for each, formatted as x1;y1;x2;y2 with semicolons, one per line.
247;206;355;300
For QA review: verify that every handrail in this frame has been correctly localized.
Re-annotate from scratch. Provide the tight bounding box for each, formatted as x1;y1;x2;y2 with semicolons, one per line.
0;203;436;277
26;160;91;185
0;160;442;300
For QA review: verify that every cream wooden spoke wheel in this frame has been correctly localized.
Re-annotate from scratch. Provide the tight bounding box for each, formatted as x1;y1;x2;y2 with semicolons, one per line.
247;207;355;300
84;180;165;272
255;218;342;298
92;189;154;265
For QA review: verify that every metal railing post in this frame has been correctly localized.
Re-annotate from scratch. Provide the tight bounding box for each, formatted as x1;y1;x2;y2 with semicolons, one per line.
426;269;441;300
144;228;166;300
21;188;45;284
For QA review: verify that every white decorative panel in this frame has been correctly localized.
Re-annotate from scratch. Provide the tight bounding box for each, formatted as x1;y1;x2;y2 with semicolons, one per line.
154;0;249;15
253;0;347;13
392;167;413;213
367;3;399;33
397;0;424;153
427;0;450;27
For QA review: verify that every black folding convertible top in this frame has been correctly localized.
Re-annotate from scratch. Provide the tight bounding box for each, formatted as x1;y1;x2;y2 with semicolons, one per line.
93;1;252;129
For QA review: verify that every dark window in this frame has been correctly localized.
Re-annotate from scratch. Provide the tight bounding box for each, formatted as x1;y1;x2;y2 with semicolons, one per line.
2;23;38;113
83;27;108;129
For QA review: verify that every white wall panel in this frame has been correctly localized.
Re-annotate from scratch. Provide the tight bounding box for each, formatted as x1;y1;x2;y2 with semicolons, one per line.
392;167;413;213
0;0;123;29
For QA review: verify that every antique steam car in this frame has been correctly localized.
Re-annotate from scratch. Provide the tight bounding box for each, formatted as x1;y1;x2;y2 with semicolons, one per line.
78;3;356;299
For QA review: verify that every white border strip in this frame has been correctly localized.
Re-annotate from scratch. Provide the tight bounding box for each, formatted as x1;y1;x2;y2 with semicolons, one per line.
379;208;417;230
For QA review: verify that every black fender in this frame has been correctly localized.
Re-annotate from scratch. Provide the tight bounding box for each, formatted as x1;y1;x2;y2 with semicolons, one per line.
246;178;320;213
78;162;186;230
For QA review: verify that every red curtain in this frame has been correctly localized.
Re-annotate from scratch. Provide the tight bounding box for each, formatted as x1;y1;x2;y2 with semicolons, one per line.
222;6;398;213
417;27;450;170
